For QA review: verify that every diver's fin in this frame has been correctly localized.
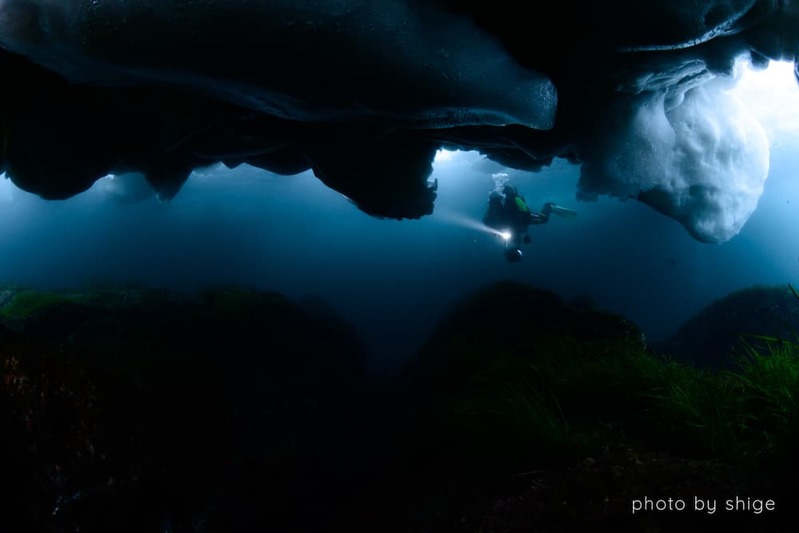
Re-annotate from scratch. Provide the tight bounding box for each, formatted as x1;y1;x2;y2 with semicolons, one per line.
549;204;578;217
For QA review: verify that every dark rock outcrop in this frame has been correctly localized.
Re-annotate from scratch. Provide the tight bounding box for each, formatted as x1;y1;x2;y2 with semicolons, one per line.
400;280;647;395
658;284;799;370
0;285;367;532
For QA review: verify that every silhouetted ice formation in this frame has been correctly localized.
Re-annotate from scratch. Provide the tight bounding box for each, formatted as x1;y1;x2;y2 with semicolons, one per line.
1;1;797;241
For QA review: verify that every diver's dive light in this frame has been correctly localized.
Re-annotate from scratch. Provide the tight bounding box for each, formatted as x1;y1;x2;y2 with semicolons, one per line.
500;230;512;241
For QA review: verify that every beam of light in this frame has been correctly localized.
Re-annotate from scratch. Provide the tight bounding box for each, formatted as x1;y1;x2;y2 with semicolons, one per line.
434;207;508;238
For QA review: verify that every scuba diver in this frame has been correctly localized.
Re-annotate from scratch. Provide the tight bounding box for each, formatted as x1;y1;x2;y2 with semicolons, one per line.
483;185;575;262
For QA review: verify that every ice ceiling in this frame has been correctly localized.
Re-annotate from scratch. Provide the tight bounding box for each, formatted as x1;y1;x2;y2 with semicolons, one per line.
0;0;798;243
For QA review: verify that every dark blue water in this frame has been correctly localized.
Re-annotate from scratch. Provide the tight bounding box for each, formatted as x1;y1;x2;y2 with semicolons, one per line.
2;145;798;377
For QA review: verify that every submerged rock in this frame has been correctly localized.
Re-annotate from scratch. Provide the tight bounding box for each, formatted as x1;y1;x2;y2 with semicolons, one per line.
658;284;799;370
377;280;649;486
0;284;367;532
400;280;647;393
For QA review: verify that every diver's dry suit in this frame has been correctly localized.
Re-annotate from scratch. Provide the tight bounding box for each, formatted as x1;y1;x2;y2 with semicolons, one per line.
483;185;551;262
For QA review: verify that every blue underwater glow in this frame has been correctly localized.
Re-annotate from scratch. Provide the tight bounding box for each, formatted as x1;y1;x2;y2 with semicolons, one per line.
2;136;799;376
